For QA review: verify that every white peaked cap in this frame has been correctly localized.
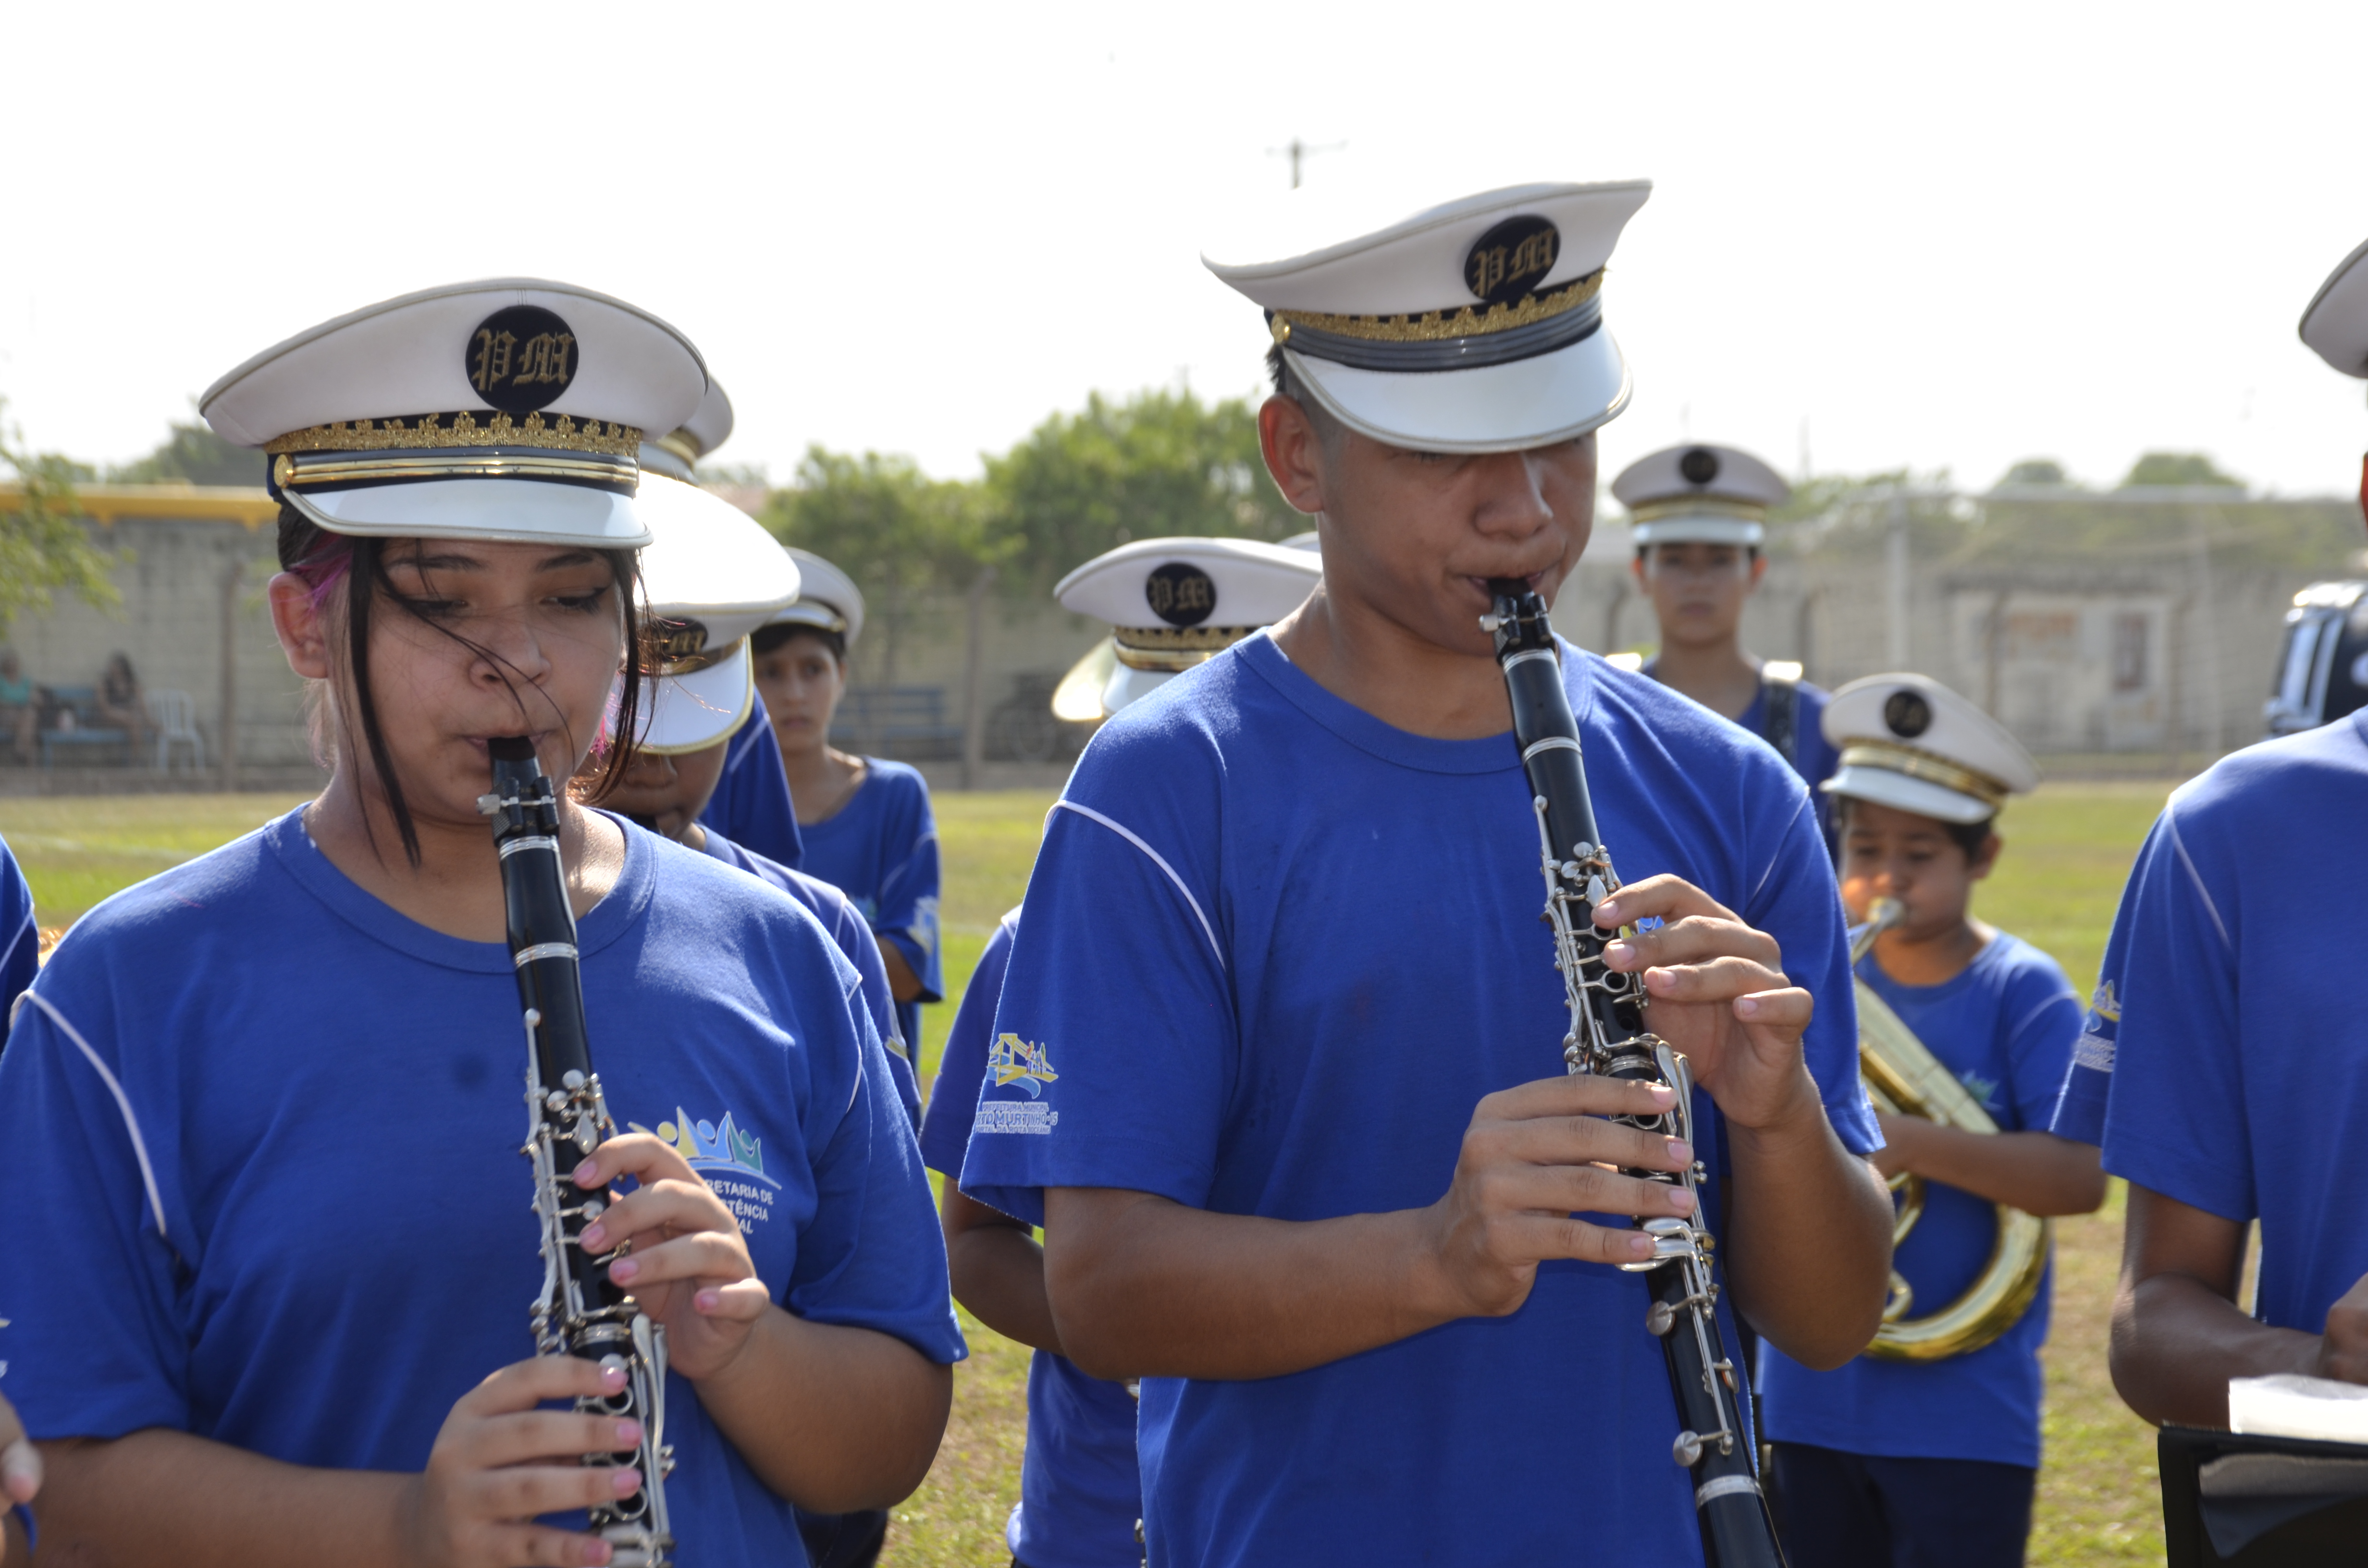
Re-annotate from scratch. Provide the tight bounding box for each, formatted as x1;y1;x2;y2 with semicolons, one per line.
1820;673;2039;825
765;547;867;647
640;379;736;483
202;278;706;550
1055;536;1322;717
2300;237;2368;377
633;476;801;754
1613;443;1791;548
1204;180;1650;454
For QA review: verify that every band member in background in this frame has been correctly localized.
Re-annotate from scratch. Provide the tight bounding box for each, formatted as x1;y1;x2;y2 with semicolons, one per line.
960;180;1893;1568
924;538;1321;1568
1758;674;2101;1568
0;281;962;1566
592;466;921;1126
2050;240;2368;1426
1613;444;1840;835
753;553;944;1061
638;380;809;870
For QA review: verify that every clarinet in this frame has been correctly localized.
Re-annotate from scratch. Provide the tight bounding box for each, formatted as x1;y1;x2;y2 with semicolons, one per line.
1482;585;1786;1568
481;736;676;1568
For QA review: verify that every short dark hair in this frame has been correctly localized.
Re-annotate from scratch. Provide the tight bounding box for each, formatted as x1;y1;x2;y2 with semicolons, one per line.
1836;792;1995;859
752;621;846;662
275;504;647;866
1264;344;1344;452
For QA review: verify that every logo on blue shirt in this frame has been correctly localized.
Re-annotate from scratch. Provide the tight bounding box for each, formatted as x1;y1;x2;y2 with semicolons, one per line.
634;1105;779;1190
989;1032;1060;1098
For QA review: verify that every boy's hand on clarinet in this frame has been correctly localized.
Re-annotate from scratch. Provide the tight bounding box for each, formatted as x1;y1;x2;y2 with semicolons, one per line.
1420;1076;1699;1318
0;1390;39;1567
1593;875;1823;1134
574;1132;773;1381
398;1357;644;1568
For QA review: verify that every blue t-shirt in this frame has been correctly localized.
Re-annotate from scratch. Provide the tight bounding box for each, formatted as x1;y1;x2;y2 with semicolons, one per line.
0;832;33;1028
919;908;1142;1568
1759;930;2081;1467
1644;662;1839;841
0;810;963;1568
798;759;943;1057
701;826;921;1126
700;711;805;870
962;632;1877;1568
2051;713;2368;1338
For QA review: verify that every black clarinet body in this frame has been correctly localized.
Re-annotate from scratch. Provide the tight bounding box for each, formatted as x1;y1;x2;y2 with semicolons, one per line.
482;736;676;1567
1482;586;1786;1568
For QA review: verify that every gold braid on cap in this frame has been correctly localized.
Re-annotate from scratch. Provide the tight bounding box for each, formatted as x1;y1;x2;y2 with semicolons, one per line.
1270;270;1603;346
1837;741;2010;811
266;410;641;458
1113;624;1258;672
1628;497;1769;526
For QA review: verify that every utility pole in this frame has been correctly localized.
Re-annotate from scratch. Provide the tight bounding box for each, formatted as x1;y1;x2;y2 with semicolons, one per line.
2189;504;2224;760
218;556;243;790
1265;138;1344;189
959;565;996;791
1886;492;1912;670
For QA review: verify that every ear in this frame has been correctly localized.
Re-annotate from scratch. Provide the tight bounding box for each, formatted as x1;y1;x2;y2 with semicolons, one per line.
1968;831;2004;881
1746;552;1770;590
268;572;333;680
1629;551;1651;588
1258;395;1328;516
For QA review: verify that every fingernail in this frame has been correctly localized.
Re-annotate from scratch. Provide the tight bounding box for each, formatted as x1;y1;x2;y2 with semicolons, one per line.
1736;996;1761;1017
602;1363;628;1386
1668;1140;1693;1166
1643;969;1673;992
609;1257;639;1283
1596;901;1619;922
615;1420;642;1447
696;1288;720;1313
1670;1187;1697;1213
613;1467;642;1497
1648;1082;1677;1106
580;1223;607;1250
586;1544;614;1567
1604;940;1634;967
573;1163;600;1185
1628;1233;1654;1258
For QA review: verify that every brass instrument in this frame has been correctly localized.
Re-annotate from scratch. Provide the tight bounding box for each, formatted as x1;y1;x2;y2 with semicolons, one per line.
1853;898;2049;1362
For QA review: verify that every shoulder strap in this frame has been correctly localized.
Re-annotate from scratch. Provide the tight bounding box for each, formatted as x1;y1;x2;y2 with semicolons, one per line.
1759;660;1803;767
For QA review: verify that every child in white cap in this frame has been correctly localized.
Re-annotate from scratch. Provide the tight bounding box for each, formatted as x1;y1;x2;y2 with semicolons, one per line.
752;553;943;1065
961;181;1891;1567
1614;443;1841;833
2052;237;2368;1447
0;281;961;1565
921;537;1320;1568
1757;673;2100;1568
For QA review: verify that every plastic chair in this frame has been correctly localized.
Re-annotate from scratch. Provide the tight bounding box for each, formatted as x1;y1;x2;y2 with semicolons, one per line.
147;688;205;772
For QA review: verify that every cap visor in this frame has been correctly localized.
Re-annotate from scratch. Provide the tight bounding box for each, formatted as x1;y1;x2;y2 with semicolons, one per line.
638;643;756;753
1285;329;1629;454
1101;662;1178;716
288;478;652;549
1053;639;1118;723
1821;765;1995;825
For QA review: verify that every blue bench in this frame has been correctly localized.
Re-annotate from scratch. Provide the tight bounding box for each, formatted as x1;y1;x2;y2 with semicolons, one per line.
37;685;132;769
830;685;964;759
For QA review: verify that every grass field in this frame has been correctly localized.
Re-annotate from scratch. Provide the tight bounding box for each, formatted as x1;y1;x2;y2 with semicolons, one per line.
0;780;2179;1564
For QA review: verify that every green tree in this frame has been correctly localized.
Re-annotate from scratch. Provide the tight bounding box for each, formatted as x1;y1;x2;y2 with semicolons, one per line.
981;388;1301;594
0;399;123;636
108;407;264;486
1999;458;2069;487
2119;452;2242;489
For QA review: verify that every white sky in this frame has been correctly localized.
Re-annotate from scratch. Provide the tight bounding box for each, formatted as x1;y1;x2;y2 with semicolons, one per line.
6;1;2368;500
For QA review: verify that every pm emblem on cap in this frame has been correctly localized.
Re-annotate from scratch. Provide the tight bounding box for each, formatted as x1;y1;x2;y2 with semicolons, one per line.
1146;562;1218;627
1465;216;1560;306
467;304;579;413
1884;689;1934;738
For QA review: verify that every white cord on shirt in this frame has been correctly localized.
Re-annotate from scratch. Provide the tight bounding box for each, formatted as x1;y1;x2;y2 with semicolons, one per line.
14;989;169;1242
1048;800;1226;970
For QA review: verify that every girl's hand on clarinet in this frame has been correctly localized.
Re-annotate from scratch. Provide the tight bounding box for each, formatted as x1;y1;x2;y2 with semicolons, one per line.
397;1356;646;1568
1421;1075;1699;1318
1593;875;1824;1134
574;1132;773;1381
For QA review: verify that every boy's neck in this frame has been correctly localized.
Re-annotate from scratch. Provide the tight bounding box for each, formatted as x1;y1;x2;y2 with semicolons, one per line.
1651;637;1762;722
1871;916;1996;988
1270;584;1516;742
